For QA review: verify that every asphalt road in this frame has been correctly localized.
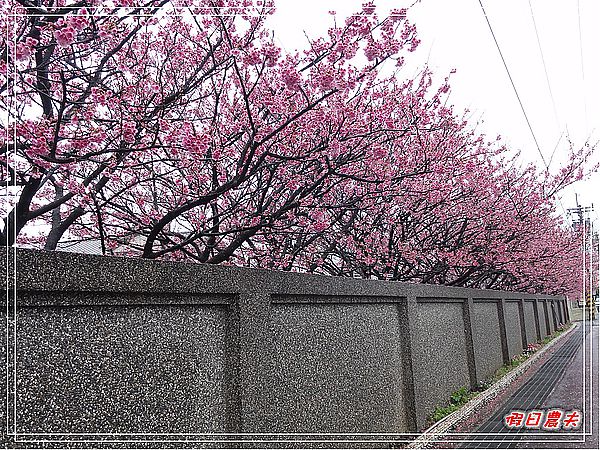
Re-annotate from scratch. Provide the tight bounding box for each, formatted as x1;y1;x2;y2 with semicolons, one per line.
516;319;599;449
458;320;598;449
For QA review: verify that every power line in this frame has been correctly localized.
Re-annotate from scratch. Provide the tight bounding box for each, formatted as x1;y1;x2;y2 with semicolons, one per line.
576;0;589;133
528;0;560;128
547;128;565;169
477;0;569;218
526;1;570;218
476;0;548;169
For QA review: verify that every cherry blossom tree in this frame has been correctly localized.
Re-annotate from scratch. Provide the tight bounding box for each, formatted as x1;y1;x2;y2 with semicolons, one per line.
254;86;594;299
2;0;420;256
1;0;595;299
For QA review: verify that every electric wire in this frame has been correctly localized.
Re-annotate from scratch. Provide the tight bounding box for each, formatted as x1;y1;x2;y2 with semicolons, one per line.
528;0;560;128
477;0;569;217
547;129;565;169
476;0;548;170
577;0;589;133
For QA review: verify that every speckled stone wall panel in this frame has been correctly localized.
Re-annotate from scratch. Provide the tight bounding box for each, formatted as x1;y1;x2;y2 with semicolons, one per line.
504;301;523;358
556;301;564;324
471;302;503;382
16;303;229;434
523;301;537;344
412;301;470;427
552;302;560;330
269;302;406;433
539;303;549;336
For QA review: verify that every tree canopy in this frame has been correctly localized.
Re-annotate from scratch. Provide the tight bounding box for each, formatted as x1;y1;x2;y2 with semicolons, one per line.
1;0;596;298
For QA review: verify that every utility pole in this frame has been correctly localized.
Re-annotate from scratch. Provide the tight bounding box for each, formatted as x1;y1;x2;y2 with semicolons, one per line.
592;216;599;320
568;198;595;320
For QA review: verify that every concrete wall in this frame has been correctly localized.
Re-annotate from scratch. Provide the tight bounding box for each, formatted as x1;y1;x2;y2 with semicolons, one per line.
270;302;406;432
504;301;523;359
412;299;470;426
523;301;538;345
538;301;550;336
17;304;231;433
1;248;568;444
549;300;559;332
471;301;504;381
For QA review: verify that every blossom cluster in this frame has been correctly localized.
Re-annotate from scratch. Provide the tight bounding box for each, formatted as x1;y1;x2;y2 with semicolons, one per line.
2;0;596;297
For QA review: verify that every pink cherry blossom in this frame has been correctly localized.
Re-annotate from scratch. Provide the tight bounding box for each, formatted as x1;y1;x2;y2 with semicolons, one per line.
1;0;595;299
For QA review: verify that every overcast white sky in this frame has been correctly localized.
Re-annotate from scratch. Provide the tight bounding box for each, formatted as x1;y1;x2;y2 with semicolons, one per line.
267;0;599;224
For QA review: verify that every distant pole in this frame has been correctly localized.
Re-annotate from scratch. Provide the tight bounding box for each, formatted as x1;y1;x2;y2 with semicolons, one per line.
588;214;596;320
583;215;587;318
568;199;594;318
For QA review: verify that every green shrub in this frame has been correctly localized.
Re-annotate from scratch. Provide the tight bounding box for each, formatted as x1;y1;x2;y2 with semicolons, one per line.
428;387;477;424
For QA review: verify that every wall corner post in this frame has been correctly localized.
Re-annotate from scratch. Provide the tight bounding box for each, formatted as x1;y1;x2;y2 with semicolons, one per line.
550;300;559;331
517;298;527;350
463;297;478;389
497;298;510;364
237;292;272;433
398;295;419;432
532;299;542;341
542;300;551;335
